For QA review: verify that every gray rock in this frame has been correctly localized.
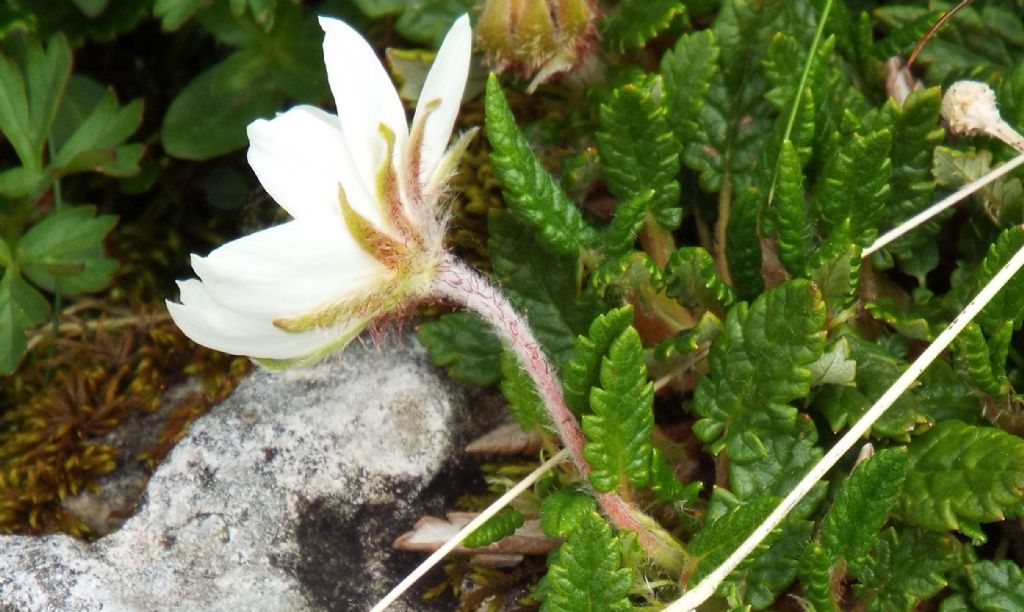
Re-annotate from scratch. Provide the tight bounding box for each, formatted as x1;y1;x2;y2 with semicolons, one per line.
0;331;504;611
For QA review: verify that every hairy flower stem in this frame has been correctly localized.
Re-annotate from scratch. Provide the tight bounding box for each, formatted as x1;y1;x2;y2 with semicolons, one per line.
432;254;687;573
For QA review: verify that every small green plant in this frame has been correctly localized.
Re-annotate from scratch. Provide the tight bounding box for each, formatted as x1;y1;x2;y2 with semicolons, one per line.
0;32;143;373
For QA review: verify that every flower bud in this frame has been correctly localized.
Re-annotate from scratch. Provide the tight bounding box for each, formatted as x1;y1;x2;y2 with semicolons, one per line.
476;0;597;91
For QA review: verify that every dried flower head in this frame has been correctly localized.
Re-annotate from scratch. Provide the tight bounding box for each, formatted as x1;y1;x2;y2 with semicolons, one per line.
941;80;1024;153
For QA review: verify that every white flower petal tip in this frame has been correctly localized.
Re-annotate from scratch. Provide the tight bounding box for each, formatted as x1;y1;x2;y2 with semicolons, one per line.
171;15;474;367
413;14;474;187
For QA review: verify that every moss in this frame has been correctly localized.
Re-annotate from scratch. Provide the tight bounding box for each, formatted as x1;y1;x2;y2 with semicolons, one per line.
0;306;249;538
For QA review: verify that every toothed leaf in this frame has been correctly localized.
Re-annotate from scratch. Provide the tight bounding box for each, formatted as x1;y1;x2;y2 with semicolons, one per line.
564;306;634;414
821;448;908;569
693;280;826;463
660;29;718;146
962;560;1024;611
955;321;1012;397
485;75;595;256
650;448;701;507
852;527;964;612
600;0;685;53
597;76;683;230
489;211;606;369
583;325;654;492
540;490;596;539
899;421;1024;538
771;139;812;275
880;88;944;282
688;496;781;584
500;349;549;432
540;511;632;612
973;226;1024;333
418;312;502;387
815;334;933;440
815;128;892;248
463;509;524;548
684;1;784;193
603;192;650;261
664;246;736;317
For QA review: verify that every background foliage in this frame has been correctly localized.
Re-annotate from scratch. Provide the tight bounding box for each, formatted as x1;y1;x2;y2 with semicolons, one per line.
6;0;1024;610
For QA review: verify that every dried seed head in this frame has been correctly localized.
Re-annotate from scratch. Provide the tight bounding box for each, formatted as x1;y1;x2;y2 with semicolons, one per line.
941;80;1024;153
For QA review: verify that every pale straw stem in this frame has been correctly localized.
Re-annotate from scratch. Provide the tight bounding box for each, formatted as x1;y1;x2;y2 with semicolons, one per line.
865;152;1024;257
667;236;1024;611
370;448;570;612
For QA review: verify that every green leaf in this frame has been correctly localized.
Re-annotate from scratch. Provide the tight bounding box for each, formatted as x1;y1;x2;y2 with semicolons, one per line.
51;89;143;177
162;49;283;160
879;88;944;282
393;0;475;47
973;226;1024;333
488;210;605;369
731;518;813;610
683;0;784;193
664;246;735;317
596;75;683;230
228;0;277;30
0;268;49;375
955;321;1012;396
563;306;634;414
582;325;654;492
540;490;595;538
352;0;404;18
962;560;1024;611
808;337;857;387
815;128;892;248
153;0;209;30
809;241;860;320
693;280;826;462
417;312;502;387
932;147;1021;226
484;75;594;256
541;511;632;612
660;29;718;147
650;447;701;506
0;167;48;199
726;185;764;300
600;0;684;53
727;431;826;516
815;334;932;440
772;139;812;276
463;509;524;548
602;193;650;261
0;34;71;170
821;449;908;569
688;495;780;584
899;421;1024;538
853;527;964;612
799;541;837;612
16;206;117;295
499;349;548;432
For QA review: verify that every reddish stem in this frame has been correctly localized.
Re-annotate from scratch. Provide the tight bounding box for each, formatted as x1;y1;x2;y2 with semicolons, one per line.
431;254;686;573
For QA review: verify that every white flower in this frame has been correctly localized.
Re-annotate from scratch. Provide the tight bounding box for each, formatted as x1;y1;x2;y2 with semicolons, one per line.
167;14;473;367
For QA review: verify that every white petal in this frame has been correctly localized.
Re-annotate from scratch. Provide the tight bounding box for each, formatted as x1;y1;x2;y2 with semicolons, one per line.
167;280;366;360
320;16;408;199
412;14;472;185
246;105;383;226
190;218;389;320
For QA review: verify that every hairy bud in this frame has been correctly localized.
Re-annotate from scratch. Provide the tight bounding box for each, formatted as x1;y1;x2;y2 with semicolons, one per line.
476;0;598;92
